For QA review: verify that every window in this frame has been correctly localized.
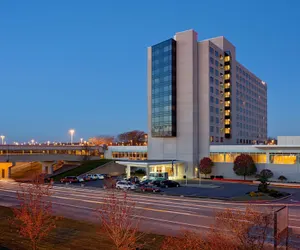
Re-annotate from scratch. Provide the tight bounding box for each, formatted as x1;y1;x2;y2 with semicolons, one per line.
215;60;219;67
216;98;219;104
151;38;176;137
216;117;219;124
210;116;214;123
209;47;214;55
215;79;219;86
210;57;214;64
215;69;219;77
210;106;214;113
210;86;214;93
215;50;219;57
210;126;214;132
220;137;223;142
216;108;219;114
210;96;214;103
216;89;219;95
216;137;219;142
210;67;214;75
210;136;214;142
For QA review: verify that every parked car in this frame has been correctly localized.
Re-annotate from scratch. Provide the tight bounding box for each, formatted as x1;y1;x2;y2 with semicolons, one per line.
140;185;161;193
82;175;91;182
95;174;105;180
161;180;181;188
60;176;83;184
150;180;165;188
116;181;136;190
85;174;98;180
139;179;152;186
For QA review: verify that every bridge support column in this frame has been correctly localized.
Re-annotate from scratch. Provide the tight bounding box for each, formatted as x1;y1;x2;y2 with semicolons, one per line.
42;165;47;174
126;165;131;178
145;165;149;179
8;167;12;178
48;166;53;175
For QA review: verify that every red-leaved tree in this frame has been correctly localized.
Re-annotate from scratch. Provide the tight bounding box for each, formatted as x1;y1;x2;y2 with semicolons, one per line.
199;157;213;177
233;154;257;180
12;174;57;250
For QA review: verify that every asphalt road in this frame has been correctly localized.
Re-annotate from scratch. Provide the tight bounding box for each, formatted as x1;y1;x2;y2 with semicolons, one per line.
0;180;300;246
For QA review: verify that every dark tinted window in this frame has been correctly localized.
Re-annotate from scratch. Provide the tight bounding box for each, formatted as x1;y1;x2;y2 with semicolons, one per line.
151;39;177;137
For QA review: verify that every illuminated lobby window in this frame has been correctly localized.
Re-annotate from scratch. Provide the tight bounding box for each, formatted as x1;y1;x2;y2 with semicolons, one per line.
250;153;267;163
224;153;239;162
210;153;224;162
270;154;297;164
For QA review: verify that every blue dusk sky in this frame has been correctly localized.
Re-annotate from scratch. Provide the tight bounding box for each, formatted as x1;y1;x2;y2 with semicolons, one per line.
0;0;299;143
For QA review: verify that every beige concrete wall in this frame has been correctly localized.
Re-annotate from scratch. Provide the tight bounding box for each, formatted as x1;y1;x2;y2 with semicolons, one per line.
278;136;300;145
85;162;126;176
147;30;199;178
198;40;210;160
0;162;13;179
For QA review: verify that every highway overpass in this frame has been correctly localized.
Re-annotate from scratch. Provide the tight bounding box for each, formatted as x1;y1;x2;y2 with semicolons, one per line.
0;144;105;179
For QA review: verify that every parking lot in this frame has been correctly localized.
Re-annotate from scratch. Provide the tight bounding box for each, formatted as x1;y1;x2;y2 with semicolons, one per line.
55;178;255;199
54;177;300;202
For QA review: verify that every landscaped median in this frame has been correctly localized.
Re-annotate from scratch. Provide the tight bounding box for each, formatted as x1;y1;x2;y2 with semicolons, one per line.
52;159;111;182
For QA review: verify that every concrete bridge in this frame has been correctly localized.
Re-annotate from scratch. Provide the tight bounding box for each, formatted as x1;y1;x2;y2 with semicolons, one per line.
0;144;105;179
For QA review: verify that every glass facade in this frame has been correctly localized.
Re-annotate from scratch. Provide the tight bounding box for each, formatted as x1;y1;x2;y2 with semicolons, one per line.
151;39;177;137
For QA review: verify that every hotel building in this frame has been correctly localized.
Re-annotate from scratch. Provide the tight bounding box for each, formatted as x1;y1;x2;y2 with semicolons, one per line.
147;29;267;177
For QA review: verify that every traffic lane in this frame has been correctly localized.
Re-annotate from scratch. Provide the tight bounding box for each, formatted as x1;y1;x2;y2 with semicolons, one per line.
1;189;300;238
1;183;298;218
1;181;300;214
1;188;298;230
50;201;208;236
48;187;257;217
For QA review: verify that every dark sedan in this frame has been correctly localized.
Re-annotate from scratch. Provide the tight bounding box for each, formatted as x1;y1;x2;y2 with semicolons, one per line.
161;180;180;188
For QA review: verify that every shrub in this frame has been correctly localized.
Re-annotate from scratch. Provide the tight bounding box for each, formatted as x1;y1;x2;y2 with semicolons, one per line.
233;154;257;180
199;157;213;176
258;183;269;193
260;169;273;179
278;175;287;182
249;191;256;197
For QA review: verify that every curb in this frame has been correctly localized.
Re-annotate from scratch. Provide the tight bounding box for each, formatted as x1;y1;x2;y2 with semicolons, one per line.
228;194;293;203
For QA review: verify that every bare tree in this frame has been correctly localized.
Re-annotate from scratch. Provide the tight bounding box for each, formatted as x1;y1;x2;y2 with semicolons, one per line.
207;205;273;250
89;136;115;146
12;174;57;250
117;130;146;145
98;190;145;250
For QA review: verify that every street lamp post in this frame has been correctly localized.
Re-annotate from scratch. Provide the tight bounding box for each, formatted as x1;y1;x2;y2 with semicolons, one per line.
69;129;75;144
0;135;5;145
